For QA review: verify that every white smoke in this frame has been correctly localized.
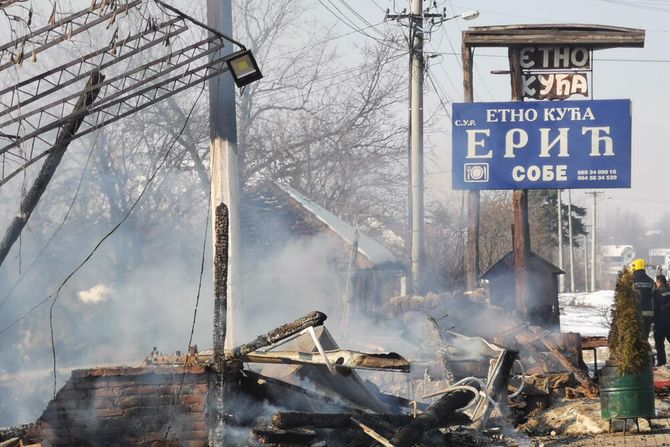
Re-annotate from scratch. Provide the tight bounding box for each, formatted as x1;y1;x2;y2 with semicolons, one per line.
78;284;114;304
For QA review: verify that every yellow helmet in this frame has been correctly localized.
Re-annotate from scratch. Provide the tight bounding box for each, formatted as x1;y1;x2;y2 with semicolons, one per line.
630;258;646;272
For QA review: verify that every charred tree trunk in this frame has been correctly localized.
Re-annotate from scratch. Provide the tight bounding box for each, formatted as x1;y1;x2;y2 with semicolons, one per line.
0;70;104;268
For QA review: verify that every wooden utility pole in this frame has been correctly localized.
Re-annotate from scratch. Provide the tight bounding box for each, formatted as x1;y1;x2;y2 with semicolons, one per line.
207;1;239;445
509;47;531;318
207;0;240;352
568;189;575;292
462;42;480;291
557;189;564;292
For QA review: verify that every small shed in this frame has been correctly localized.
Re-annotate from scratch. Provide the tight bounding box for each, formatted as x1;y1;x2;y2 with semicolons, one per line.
481;251;564;329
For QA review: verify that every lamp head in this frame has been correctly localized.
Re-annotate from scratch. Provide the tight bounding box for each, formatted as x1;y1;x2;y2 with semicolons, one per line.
461;10;480;21
226;49;263;88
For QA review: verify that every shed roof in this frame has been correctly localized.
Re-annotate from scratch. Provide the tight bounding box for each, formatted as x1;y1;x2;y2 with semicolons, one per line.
242;182;398;267
481;251;564;280
276;183;397;266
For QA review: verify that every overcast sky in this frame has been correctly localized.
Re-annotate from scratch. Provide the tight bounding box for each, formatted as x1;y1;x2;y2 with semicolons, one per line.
328;0;670;225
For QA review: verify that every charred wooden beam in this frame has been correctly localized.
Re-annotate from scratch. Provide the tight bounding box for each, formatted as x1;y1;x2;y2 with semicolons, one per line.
0;70;104;268
251;426;317;445
243;370;354;412
230;311;327;359
240;350;409;372
390;389;475;447
271;412;413;430
529;327;598;396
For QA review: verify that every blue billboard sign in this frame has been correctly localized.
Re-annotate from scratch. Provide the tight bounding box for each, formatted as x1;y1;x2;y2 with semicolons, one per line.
451;99;631;190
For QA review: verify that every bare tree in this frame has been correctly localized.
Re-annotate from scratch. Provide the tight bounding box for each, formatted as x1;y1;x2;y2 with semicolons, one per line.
232;0;408;223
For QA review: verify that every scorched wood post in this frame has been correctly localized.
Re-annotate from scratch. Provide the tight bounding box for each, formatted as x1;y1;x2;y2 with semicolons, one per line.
462;40;480;292
207;0;240;445
207;0;241;353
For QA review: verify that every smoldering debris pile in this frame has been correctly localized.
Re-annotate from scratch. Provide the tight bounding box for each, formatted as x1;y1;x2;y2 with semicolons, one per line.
1;304;607;446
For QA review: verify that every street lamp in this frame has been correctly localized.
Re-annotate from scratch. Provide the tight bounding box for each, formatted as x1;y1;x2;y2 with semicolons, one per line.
432;10;480;26
459;10;480;21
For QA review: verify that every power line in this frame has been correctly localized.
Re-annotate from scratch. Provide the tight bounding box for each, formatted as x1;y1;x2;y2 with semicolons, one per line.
317;0;405;50
425;69;452;121
595;0;670;12
43;83;206;396
333;0;389;40
0;130;100;311
271;50;408;105
263;21;393;65
162;188;210;442
44;83;207;397
444;2;496;101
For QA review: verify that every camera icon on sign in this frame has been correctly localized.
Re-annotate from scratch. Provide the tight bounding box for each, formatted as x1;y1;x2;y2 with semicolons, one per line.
464;163;489;182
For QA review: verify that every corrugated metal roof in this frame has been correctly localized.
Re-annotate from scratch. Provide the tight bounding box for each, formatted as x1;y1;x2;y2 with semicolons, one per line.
276;183;398;266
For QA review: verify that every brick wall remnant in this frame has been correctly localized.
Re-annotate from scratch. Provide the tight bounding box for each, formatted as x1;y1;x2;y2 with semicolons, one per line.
30;365;211;447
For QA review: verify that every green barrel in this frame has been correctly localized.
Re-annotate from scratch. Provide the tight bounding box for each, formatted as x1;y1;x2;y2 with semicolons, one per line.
600;365;655;419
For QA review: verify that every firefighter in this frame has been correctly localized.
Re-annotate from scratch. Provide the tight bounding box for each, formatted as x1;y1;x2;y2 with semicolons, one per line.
653;275;670;366
631;258;655;339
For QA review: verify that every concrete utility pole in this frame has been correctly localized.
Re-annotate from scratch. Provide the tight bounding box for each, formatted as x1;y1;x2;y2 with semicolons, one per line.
207;0;241;352
586;191;604;291
557;189;564;292
408;0;426;294
387;3;478;294
583;233;589;292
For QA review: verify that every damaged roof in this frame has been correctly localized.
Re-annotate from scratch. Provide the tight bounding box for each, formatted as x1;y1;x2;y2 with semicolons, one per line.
243;182;399;267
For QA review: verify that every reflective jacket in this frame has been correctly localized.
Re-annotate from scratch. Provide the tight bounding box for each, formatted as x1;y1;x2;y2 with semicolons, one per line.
633;269;655;317
654;284;670;322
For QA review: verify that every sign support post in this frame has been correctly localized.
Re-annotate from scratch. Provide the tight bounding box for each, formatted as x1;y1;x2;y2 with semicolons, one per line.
508;47;532;318
462;42;479;291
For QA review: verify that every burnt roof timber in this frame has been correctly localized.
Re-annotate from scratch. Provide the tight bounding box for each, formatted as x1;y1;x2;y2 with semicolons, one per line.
463;24;645;48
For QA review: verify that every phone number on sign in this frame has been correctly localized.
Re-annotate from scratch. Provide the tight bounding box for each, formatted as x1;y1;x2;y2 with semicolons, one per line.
576;169;617;181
